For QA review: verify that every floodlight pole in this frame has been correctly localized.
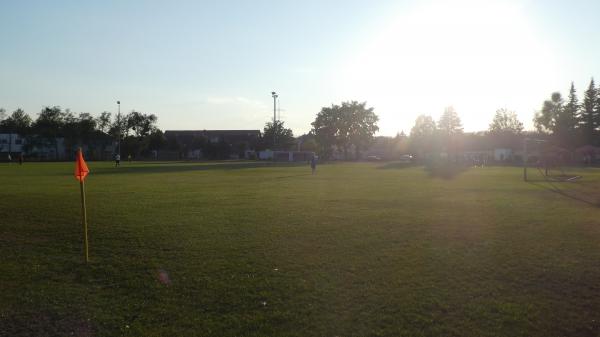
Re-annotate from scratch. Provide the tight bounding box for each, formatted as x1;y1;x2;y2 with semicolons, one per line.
523;138;528;181
117;101;121;157
271;91;278;150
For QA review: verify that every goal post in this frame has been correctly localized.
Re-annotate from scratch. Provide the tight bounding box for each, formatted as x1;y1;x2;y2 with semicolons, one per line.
523;138;546;182
523;138;581;182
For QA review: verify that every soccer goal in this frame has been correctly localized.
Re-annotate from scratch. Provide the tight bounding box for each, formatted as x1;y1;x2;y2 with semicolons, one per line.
523;138;582;182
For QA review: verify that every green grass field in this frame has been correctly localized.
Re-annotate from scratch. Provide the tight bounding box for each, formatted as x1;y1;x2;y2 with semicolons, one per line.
2;161;600;336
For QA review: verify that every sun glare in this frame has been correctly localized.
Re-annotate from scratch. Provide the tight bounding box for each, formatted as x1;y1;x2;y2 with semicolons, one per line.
336;0;558;135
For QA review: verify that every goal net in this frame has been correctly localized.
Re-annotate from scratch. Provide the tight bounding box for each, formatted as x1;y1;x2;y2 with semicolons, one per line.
523;139;582;182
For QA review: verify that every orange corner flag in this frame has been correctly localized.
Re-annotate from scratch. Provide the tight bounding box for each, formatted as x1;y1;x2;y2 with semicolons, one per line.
75;148;90;263
75;149;89;182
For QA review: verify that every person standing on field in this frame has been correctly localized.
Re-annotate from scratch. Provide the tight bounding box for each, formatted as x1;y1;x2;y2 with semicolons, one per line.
18;153;23;165
310;155;317;175
7;153;11;164
115;153;121;167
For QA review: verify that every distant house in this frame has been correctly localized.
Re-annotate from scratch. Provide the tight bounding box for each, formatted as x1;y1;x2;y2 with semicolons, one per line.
26;136;69;160
576;145;600;164
0;133;25;155
258;150;315;162
164;130;261;159
494;148;513;161
362;135;410;161
0;133;71;160
165;130;261;145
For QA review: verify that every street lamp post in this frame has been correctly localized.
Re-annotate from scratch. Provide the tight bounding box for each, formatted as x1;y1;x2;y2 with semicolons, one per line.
271;91;278;149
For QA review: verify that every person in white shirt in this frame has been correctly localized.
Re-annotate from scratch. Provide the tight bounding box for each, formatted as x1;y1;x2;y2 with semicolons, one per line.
310;155;317;175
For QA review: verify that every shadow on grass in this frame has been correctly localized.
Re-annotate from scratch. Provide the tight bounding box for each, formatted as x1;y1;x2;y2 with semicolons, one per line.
378;160;468;179
377;162;415;170
91;161;309;175
424;162;470;179
529;179;600;207
274;173;312;179
0;309;94;337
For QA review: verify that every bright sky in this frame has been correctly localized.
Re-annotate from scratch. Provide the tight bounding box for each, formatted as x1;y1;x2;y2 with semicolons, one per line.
1;0;600;136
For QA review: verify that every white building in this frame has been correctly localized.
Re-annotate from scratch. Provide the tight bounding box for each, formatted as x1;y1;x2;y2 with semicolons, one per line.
494;148;513;161
27;137;67;160
0;133;25;154
0;133;69;160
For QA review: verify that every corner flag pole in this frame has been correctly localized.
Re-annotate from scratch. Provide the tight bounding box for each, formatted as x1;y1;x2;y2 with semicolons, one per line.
75;147;90;263
80;177;89;263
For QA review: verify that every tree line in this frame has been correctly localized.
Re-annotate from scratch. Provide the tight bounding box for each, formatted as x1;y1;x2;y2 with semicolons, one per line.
534;79;600;148
0;101;531;162
0;106;162;159
205;100;379;161
407;106;525;157
408;78;600;161
2;78;598;161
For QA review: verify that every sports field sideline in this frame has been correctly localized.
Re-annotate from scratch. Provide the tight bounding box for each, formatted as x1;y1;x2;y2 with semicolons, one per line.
1;161;600;336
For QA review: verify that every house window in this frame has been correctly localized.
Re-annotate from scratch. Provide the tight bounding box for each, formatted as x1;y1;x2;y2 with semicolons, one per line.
15;139;22;145
0;139;7;144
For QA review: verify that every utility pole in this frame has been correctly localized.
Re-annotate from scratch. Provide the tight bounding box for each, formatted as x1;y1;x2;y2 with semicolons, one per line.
271;91;278;149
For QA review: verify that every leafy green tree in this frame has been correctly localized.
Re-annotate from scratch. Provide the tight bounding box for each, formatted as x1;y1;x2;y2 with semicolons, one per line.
109;112;128;150
487;108;523;149
297;133;318;152
0;105;162;159
31;106;67;159
346;101;379;158
560;82;580;146
301;138;317;152
564;82;580;122
60;112;99;157
62;110;79;148
534;89;578;147
97;112;112;134
116;111;159;157
311;101;379;159
438;106;463;136
0;108;32;153
78;113;97;143
581;78;598;145
410;115;436;138
0;108;32;135
438;106;463;157
409;115;437;155
534;92;564;133
262;120;295;150
394;131;409;154
127;111;158;138
86;112;114;159
311;105;340;159
488;108;523;134
145;129;166;155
